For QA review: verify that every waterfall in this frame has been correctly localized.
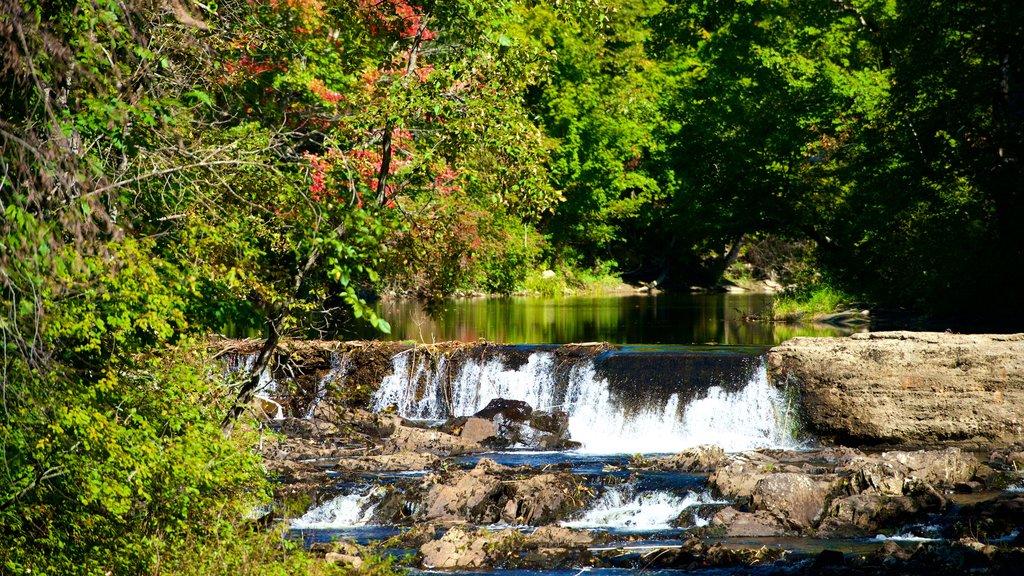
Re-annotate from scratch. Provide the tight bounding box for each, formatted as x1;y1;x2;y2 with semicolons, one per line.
224;351;283;419
561;486;725;531
291;489;380;530
370;350;799;454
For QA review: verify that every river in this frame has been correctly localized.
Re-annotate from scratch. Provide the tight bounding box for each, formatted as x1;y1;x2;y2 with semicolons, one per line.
345;292;856;345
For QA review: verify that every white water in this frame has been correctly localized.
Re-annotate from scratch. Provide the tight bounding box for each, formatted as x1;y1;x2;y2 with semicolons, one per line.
291;490;380;530
561;487;725;531
370;351;798;453
224;352;284;419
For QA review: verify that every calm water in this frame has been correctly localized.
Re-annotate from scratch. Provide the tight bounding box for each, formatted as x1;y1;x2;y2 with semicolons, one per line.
344;293;857;345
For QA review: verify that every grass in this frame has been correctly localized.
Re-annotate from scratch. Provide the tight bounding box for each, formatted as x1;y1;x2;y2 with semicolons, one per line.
770;284;853;322
520;266;625;296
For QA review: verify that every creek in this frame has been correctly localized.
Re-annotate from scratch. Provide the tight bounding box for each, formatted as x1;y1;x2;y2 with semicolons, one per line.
230;297;1017;573
265;341;955;572
346;292;855;344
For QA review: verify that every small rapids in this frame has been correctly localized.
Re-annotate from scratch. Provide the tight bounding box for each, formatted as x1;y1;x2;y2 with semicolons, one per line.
291;490;380;530
561;486;726;532
370;350;798;453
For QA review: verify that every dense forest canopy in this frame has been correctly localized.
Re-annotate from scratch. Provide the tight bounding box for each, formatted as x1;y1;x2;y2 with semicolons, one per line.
1;0;1022;572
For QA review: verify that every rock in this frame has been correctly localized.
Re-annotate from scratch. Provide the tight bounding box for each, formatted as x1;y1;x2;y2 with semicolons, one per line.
474;398;533;421
709;452;780;499
514;473;588;525
953;494;1024;539
752;472;832;530
460;399;577;450
651;445;727;472
421;460;507;523
529;411;570;436
541;269;557;279
843;458;909;496
767;331;1024;447
345;408;401;438
840;448;977;497
818;492;943;536
883;447;978;487
416;459;588;526
418;526;522;569
460;417;498;444
324;552;363;568
711;506;792;537
323;541;365;569
527;525;597;548
333;451;440;472
382;422;485;456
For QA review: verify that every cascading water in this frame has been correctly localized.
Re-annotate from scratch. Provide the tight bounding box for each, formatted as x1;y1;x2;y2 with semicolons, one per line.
291;489;381;530
224;351;284;420
561;486;726;531
370;349;799;453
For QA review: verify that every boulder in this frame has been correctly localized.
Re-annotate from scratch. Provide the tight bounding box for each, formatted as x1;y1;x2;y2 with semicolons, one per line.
416;459;589;526
711;506;791;537
818;492;943;537
418;526;522;569
460;417;498;444
421;459;508;523
751;472;832;530
382;423;485;456
767;331;1024;447
709;452;780;499
650;445;727;472
527;525;597;548
474;398;533;421
529;410;570;436
841;448;978;496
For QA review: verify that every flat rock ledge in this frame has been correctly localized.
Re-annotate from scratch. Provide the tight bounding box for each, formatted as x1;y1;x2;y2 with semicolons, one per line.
768;331;1024;448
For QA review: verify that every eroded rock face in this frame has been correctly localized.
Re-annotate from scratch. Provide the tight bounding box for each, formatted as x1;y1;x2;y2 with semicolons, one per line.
416;459;590;526
768;331;1024;447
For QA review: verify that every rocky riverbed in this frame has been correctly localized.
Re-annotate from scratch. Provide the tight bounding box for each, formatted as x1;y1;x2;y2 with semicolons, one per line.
222;332;1024;574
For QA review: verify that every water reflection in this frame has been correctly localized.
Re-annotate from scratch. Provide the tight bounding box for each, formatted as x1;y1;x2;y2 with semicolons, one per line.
346;293;857;345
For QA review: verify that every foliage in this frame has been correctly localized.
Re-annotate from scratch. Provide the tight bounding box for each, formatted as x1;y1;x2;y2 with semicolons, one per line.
770;283;855;322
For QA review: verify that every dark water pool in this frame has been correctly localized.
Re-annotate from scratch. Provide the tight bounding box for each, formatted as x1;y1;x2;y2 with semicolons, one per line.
347;293;858;345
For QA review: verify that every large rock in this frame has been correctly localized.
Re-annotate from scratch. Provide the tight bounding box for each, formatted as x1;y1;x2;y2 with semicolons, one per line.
382;422;486;455
711;506;792;537
768;331;1024;447
817;492;944;537
752;472;833;530
709;451;780;499
418;459;589;525
649;445;727;472
418;526;522;569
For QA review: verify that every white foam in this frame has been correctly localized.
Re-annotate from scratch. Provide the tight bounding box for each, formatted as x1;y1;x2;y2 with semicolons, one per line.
561;487;724;531
291;490;379;530
371;351;799;454
872;533;941;543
